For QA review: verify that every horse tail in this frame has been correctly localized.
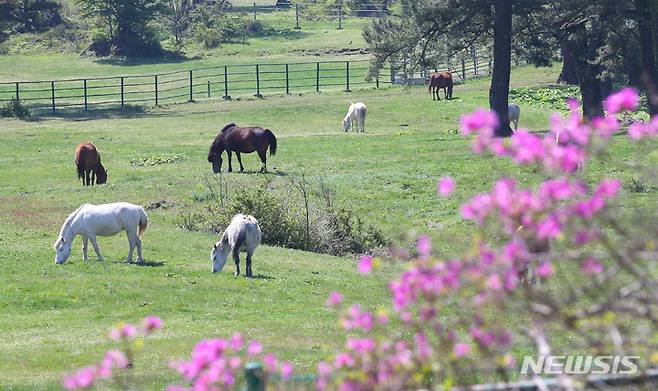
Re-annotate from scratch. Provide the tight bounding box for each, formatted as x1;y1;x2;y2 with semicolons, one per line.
138;207;148;237
265;129;277;156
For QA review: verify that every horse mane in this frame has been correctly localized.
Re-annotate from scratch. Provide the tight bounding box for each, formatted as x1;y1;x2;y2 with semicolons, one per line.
208;123;237;161
220;122;236;133
55;204;89;245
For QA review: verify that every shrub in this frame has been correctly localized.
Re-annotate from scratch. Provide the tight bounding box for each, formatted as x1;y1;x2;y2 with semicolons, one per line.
178;175;388;256
1;98;31;119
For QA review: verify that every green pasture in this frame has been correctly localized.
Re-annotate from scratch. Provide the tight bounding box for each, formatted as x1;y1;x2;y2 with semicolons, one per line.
1;62;657;390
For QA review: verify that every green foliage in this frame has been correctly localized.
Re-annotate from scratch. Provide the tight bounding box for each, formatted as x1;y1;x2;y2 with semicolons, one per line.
130;154;188;167
0;0;62;36
179;177;388;256
1;98;31;119
77;0;166;56
509;86;580;111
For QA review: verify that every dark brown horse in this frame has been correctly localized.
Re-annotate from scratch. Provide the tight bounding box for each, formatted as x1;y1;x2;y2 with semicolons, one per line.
208;123;277;173
428;71;453;101
75;142;107;186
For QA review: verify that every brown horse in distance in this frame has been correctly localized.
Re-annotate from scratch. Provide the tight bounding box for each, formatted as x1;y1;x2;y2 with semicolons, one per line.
428;71;454;101
75;142;107;186
208;123;277;173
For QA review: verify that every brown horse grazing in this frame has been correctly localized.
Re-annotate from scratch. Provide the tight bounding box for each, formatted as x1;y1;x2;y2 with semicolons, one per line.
428;71;453;101
75;142;107;186
208;123;277;173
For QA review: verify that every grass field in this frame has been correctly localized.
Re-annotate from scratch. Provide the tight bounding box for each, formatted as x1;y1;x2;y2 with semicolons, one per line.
2;61;657;389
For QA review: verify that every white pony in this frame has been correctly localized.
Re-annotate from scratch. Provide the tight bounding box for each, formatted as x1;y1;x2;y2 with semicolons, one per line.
342;102;367;133
508;103;520;131
54;202;148;264
211;214;262;276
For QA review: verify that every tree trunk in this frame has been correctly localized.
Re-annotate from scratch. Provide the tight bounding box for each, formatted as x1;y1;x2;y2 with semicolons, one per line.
574;54;604;119
557;47;579;85
635;0;658;115
489;0;513;137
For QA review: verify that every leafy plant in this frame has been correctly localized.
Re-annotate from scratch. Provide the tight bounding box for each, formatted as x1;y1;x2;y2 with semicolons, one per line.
130;154;188;167
1;98;31;119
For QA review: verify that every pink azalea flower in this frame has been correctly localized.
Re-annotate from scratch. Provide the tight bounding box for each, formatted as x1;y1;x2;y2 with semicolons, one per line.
357;255;373;274
142;316;163;334
280;362;294;381
453;342;471;358
247;341;262;356
263;353;277;372
604;87;639;114
437;176;456;197
230;332;243;351
416;235;432;257
110;323;136;341
460;108;499;135
536;261;554;278
581;258;604;275
325;291;343;307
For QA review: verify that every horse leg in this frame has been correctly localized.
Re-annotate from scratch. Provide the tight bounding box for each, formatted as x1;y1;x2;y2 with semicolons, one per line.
84;170;91;186
233;247;241;276
126;232;135;263
227;150;233;173
431;87;436;101
236;152;244;173
82;236;89;262
246;250;253;278
91;170;96;186
90;236;104;261
257;150;267;173
135;234;143;263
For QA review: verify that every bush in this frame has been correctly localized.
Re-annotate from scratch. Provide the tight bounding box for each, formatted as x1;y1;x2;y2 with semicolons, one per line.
178;175;388;256
1;99;31;119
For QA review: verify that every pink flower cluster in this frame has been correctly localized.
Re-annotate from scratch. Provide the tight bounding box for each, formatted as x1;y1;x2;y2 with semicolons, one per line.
63;316;162;390
318;92;656;390
460;89;655;174
169;334;294;391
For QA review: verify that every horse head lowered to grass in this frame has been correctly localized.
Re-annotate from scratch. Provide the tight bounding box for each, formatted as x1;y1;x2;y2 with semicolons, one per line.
208;123;277;173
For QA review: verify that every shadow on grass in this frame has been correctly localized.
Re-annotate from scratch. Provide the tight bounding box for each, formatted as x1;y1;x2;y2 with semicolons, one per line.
26;105;179;122
249;274;274;280
132;260;165;267
93;53;190;67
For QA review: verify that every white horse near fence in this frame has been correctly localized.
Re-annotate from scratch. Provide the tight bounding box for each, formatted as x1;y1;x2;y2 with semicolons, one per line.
54;202;148;264
508;103;520;131
211;214;262;276
342;102;367;133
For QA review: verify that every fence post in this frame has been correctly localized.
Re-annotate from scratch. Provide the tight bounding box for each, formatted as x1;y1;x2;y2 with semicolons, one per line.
207;80;211;98
83;79;88;111
154;75;159;106
223;66;230;100
376;72;379;88
461;58;466;81
294;3;301;29
338;2;343;30
15;82;19;101
253;2;257;21
345;61;350;92
488;58;492;74
51;81;55;113
471;46;478;75
244;362;265;391
120;77;124;107
285;64;290;94
189;70;193;102
316;62;320;92
255;64;262;98
390;64;395;84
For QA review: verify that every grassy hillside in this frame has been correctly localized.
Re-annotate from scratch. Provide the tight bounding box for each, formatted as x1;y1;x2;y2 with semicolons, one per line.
1;62;657;389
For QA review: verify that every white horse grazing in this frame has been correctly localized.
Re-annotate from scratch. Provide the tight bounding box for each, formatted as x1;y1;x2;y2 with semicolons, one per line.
508;103;520;131
342;102;367;133
54;202;148;264
211;214;262;276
